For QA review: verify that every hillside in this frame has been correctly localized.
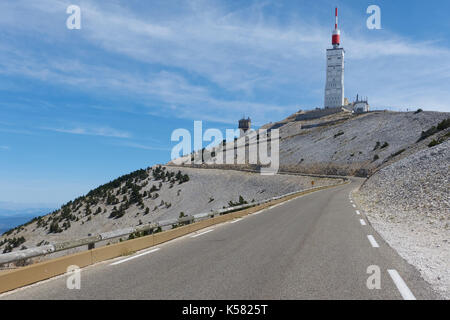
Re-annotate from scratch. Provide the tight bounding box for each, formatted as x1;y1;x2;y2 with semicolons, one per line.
278;110;449;174
176;110;449;177
0;166;336;254
354;140;450;299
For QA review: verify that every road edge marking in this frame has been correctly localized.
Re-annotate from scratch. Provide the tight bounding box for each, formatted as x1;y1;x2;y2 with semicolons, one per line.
110;248;160;266
191;229;214;238
387;269;416;300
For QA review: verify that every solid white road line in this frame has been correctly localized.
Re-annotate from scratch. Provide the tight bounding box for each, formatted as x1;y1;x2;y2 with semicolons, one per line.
355;210;360;215
269;202;284;210
110;248;160;266
191;229;214;238
367;235;379;248
360;219;366;226
388;269;417;300
230;218;243;224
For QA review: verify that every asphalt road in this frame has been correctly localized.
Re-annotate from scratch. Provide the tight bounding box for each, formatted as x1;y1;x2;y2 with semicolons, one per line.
0;178;441;299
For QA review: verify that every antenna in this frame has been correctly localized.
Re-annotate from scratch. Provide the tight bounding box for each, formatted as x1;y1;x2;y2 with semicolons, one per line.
335;7;338;30
332;7;340;47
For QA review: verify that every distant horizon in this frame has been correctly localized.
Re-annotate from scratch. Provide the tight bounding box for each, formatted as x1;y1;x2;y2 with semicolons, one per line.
0;207;56;235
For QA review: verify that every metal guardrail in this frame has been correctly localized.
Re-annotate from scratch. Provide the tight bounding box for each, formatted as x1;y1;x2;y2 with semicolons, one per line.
0;178;347;265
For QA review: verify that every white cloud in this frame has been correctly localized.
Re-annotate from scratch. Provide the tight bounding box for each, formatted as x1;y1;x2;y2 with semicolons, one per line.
0;0;448;125
41;126;132;138
117;142;171;152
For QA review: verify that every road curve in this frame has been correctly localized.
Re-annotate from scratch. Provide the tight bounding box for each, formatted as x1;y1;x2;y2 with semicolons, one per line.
0;178;441;299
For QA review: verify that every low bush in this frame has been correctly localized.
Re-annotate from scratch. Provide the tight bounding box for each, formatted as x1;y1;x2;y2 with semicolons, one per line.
418;118;450;142
373;141;381;151
390;149;406;158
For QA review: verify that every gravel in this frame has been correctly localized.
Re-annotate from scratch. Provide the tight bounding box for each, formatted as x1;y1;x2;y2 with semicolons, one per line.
354;140;450;299
277;110;449;176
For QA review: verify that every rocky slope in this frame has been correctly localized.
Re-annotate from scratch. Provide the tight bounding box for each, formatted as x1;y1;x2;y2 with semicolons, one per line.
177;110;449;177
278;111;449;175
0;166;336;254
354;140;449;299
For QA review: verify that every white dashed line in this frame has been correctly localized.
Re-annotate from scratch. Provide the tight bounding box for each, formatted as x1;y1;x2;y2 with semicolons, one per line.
367;235;379;248
230;218;243;224
191;229;214;238
110;248;160;266
355;210;360;215
388;269;416;300
359;219;366;226
352;204;356;208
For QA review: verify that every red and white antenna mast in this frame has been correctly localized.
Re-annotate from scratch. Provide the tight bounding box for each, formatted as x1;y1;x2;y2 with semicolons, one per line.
332;7;340;47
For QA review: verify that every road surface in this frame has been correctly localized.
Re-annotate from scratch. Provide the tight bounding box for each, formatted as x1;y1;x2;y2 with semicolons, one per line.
0;178;441;299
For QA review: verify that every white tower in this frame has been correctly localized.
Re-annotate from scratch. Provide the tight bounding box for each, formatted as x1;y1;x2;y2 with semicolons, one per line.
324;8;345;108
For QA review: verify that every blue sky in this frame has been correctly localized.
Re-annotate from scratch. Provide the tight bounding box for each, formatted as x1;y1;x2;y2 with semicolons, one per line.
0;0;449;210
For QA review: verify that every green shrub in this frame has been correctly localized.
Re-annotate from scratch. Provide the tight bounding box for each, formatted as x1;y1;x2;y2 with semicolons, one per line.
1;237;26;253
129;231;147;240
390;149;405;158
373;141;381;151
418;118;450;142
428;139;439;147
49;222;62;233
228;195;248;207
108;206;125;219
153;226;162;234
437;118;450;131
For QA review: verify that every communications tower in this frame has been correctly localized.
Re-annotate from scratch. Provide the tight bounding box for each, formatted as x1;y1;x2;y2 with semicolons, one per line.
324;8;345;108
